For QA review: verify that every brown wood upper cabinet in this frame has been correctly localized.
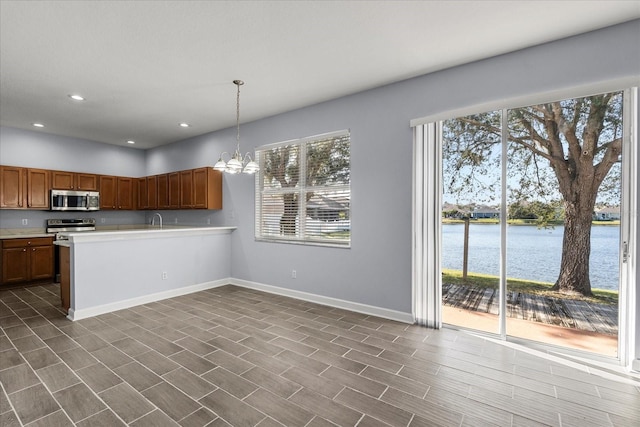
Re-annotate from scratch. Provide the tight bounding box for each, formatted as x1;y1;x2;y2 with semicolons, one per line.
193;167;222;209
146;175;158;209
51;171;98;191
1;165;221;211
99;175;134;210
180;170;195;208
157;174;169;209
168;172;181;209
156;173;181;210
150;168;220;210
0;166;25;208
0;166;49;209
1;237;54;285
27;168;49;209
181;167;222;210
137;176;158;210
137;177;148;210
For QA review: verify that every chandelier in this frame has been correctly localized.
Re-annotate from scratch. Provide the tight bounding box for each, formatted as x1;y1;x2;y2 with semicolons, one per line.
213;80;259;174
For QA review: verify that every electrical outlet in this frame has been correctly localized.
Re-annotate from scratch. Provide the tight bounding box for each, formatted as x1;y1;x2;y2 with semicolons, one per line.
101;218;106;223
162;272;168;280
207;218;211;225
174;218;178;224
21;219;28;225
291;270;297;279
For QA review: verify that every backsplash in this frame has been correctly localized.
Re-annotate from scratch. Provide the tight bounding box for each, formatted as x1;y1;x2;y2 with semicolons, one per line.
0;209;230;230
0;210;146;230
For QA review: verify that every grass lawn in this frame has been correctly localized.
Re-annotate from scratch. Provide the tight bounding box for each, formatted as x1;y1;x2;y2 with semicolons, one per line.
442;269;618;305
442;218;620;226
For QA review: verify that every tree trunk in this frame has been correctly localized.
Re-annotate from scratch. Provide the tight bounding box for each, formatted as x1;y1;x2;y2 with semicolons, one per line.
280;193;298;236
552;200;594;296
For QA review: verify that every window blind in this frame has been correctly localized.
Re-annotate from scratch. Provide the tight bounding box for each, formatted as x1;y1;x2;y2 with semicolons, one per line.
255;130;351;247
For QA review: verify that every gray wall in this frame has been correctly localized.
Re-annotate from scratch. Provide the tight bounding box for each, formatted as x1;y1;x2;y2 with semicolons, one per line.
1;20;639;358
149;19;640;363
0;127;146;175
0;127;147;229
147;20;640;315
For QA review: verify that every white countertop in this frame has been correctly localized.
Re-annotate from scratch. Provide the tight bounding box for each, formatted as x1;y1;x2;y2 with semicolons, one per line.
0;228;54;240
57;225;236;244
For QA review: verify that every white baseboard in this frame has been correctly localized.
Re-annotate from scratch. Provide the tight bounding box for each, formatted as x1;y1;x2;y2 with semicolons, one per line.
230;278;414;324
632;358;640;373
68;278;231;321
67;277;414;325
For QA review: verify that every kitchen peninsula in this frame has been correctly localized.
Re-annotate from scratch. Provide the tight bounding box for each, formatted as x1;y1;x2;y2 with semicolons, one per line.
56;226;235;320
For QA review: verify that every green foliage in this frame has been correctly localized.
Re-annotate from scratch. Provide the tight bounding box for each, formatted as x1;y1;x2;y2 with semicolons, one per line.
442;93;623;205
508;200;564;228
261;135;350;189
259;134;350;236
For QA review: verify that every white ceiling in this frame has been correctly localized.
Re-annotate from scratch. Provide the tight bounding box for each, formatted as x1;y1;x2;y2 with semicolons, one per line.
1;1;639;150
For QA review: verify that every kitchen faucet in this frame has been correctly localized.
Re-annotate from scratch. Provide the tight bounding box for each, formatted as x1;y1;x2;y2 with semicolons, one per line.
151;212;163;229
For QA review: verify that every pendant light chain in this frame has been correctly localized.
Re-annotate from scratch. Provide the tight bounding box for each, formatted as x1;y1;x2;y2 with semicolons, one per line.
235;79;243;153
213;79;259;174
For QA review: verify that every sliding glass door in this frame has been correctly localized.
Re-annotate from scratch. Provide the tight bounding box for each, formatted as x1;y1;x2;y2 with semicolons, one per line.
438;91;629;356
441;110;502;335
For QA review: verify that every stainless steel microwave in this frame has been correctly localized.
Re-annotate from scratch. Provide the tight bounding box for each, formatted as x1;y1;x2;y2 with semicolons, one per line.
50;190;100;211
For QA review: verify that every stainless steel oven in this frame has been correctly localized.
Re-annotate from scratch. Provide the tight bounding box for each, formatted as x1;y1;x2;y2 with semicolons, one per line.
47;218;97;236
50;190;100;211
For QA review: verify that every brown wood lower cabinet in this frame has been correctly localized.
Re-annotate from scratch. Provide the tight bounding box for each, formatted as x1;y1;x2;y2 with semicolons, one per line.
1;237;54;285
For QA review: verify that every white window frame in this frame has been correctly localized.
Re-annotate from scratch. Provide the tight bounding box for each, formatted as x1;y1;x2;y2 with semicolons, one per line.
255;130;351;248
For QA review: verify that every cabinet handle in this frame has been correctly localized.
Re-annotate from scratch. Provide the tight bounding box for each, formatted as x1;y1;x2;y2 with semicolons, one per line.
23;249;26;252
32;248;36;251
27;241;31;245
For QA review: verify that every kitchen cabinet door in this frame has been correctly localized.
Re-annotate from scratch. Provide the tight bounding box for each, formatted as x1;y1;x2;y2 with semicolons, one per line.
52;171;98;191
193;167;222;209
117;177;134;210
180;170;194;208
147;175;158;209
76;173;98;191
2;247;29;284
0;166;25;208
157;174;169;209
51;171;75;189
100;175;117;209
168;172;180;209
27;168;49;209
29;245;54;280
1;237;54;285
137;178;148;210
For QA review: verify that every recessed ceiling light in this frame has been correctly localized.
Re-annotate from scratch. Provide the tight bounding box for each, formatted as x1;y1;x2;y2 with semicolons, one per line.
179;122;190;128
68;94;85;101
32;123;44;128
126;140;135;144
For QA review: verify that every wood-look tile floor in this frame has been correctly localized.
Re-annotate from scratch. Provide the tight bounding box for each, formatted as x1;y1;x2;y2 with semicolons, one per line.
1;284;639;427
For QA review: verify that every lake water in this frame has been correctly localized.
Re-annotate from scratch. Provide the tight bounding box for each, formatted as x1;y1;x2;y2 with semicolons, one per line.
442;224;620;291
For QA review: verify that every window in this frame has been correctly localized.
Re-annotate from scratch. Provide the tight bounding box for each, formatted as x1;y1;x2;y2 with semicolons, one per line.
255;130;350;247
